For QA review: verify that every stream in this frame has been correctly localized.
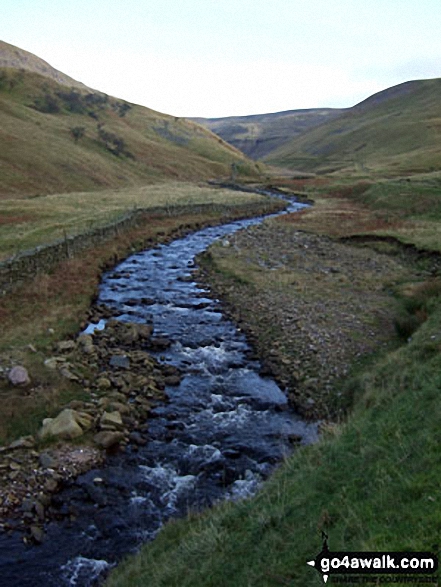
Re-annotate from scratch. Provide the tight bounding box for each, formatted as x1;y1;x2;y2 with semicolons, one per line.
0;193;318;586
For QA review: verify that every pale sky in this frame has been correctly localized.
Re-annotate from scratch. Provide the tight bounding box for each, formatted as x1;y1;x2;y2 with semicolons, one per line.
2;0;441;118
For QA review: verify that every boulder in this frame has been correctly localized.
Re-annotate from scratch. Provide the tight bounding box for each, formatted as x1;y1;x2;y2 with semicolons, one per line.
118;323;153;345
39;409;87;440
8;366;31;387
73;411;94;431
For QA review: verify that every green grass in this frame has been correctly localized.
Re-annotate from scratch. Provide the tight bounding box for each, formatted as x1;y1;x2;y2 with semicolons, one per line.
346;175;441;220
330;175;441;252
265;78;441;176
107;300;441;587
0;183;274;259
280;174;441;253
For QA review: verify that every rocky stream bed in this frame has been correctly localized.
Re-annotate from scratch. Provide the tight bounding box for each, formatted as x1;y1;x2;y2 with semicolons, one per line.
0;195;323;586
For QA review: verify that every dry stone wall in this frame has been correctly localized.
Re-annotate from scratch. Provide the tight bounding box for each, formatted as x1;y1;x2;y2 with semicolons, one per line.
0;201;263;294
0;208;151;294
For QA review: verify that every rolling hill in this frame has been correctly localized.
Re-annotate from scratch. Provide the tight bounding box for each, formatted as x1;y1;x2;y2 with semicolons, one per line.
192;108;343;160
0;41;258;198
263;78;441;175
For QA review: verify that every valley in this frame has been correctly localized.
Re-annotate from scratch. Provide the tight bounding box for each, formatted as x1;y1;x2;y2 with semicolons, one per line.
1;38;441;587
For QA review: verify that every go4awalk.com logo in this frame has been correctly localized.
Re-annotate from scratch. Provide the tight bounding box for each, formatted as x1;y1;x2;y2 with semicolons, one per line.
307;534;439;584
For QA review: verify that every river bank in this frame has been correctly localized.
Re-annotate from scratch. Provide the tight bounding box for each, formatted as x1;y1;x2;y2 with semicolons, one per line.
197;216;417;420
0;190;320;586
105;180;441;587
0;190;285;543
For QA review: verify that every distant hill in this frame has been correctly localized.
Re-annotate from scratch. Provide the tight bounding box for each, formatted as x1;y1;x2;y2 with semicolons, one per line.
264;78;441;175
192;109;344;160
0;41;258;198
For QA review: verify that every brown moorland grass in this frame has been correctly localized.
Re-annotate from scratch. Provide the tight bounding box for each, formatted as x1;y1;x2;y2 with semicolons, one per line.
0;66;259;198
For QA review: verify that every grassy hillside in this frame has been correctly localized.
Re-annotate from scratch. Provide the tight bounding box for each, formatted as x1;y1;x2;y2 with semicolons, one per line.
265;78;441;176
0;63;258;198
192;108;343;160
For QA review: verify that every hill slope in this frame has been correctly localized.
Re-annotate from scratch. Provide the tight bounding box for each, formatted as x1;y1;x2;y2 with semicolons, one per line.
264;78;441;175
0;42;258;198
0;40;89;90
192;108;344;160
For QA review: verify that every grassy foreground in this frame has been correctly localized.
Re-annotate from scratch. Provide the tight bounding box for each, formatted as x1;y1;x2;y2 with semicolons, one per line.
107;175;441;586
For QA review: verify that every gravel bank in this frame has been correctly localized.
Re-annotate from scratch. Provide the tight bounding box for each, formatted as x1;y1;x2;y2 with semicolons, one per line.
198;218;415;419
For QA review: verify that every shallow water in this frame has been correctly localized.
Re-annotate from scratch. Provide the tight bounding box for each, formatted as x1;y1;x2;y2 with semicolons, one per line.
0;195;318;586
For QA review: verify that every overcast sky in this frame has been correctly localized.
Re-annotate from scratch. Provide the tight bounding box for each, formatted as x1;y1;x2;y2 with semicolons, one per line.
2;0;441;118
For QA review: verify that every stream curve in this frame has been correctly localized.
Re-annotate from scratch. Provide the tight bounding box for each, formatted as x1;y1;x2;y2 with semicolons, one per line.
0;194;318;586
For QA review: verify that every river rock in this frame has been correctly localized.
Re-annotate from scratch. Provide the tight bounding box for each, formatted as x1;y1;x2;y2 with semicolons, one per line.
73;411;94;431
35;500;45;520
8;366;31;387
100;411;124;431
39;452;56;469
30;525;45;544
44;478;59;493
78;334;95;355
93;431;124;449
21;498;34;513
109;355;130;369
59;366;80;381
39;409;86;440
96;377;112;390
57;340;76;353
8;436;35;450
108;401;131;415
117;323;153;345
128;432;148;446
164;375;181;386
106;389;124;400
44;356;69;369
